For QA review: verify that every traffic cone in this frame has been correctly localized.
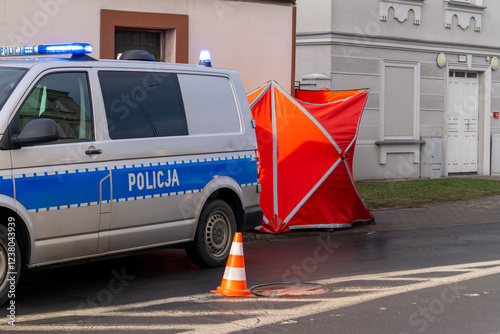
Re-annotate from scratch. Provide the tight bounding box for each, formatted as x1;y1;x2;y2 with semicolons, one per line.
211;232;255;297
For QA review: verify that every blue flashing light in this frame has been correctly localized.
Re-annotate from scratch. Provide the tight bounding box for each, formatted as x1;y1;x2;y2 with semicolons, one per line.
0;43;92;57
199;49;212;67
36;43;92;55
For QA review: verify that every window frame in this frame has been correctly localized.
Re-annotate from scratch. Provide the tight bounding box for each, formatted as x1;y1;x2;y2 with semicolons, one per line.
100;10;188;63
114;28;165;62
380;60;421;141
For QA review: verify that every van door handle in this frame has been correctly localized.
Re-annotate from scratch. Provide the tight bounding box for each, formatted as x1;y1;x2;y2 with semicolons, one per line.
85;149;103;155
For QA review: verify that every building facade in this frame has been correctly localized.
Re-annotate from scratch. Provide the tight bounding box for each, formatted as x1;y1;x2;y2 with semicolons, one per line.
0;0;296;94
296;0;500;180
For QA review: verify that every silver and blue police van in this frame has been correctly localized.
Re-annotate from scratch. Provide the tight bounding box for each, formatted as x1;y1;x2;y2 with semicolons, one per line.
0;43;262;304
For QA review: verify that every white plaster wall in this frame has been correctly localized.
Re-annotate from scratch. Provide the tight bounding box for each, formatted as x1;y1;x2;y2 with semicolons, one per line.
296;0;331;32
0;0;293;93
296;0;500;180
325;1;500;46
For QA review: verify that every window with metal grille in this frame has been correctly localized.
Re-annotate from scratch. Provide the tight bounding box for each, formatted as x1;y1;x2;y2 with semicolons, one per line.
115;29;162;61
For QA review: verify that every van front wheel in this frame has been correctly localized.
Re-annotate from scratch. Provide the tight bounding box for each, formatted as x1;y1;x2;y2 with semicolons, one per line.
0;224;21;305
186;200;236;268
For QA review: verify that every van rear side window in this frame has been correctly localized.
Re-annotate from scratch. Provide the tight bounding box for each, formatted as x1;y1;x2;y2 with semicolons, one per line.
178;74;241;135
98;71;187;139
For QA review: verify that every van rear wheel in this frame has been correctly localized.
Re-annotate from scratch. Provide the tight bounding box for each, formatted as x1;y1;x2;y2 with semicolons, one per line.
186;200;236;268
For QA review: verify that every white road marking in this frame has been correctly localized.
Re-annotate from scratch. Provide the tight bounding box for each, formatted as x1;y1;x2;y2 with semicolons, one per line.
2;324;201;332
15;294;214;323
97;310;268;317
184;260;500;334
4;259;500;332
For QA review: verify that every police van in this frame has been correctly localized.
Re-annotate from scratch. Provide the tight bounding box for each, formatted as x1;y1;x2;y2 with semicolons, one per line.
0;43;262;304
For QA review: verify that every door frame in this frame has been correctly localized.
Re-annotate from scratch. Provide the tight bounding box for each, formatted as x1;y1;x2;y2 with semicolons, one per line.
445;63;491;176
446;70;479;173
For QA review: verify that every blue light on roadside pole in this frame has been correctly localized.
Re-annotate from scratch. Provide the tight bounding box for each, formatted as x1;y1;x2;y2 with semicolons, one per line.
199;49;212;67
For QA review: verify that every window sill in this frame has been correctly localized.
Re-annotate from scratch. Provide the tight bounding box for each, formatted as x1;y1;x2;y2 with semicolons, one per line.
445;1;486;11
375;140;425;145
375;140;425;164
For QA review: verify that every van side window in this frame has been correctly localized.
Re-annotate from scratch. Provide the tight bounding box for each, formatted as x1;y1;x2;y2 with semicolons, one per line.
98;71;188;139
18;72;93;142
178;74;241;135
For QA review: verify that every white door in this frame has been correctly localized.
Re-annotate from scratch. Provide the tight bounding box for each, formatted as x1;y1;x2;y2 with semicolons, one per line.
447;72;479;174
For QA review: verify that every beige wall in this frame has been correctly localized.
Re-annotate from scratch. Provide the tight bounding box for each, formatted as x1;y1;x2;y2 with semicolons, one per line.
0;0;294;93
187;1;294;93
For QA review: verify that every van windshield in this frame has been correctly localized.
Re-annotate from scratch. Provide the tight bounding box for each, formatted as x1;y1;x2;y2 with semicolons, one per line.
0;68;28;110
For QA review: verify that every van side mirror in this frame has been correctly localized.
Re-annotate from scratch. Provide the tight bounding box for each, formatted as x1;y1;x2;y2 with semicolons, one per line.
11;118;60;146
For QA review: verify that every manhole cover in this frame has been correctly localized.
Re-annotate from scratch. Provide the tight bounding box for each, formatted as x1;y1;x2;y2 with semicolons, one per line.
250;283;332;297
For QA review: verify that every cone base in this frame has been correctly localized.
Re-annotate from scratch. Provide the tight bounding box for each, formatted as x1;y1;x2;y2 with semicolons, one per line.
211;286;256;297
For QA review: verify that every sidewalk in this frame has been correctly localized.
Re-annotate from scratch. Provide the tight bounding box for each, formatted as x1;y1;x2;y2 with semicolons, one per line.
369;195;500;231
243;195;500;240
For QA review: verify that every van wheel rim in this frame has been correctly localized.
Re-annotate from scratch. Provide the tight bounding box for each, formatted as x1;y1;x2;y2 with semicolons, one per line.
206;211;230;257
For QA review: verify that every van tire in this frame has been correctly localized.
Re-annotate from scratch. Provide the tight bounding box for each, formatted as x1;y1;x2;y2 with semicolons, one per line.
0;224;21;305
186;200;236;268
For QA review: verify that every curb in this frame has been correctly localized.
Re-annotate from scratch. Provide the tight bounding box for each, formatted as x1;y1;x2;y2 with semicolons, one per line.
242;222;376;242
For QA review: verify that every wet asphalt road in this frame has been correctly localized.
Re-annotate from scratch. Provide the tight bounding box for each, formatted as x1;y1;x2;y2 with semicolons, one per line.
1;221;500;333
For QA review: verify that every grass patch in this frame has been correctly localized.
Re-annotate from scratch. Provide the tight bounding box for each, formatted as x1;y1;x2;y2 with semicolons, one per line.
356;178;500;209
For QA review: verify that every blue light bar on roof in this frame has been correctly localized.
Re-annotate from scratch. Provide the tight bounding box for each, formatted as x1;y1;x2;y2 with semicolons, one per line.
0;43;92;57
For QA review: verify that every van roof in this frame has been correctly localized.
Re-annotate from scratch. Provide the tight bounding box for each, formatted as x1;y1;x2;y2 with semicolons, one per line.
0;57;235;76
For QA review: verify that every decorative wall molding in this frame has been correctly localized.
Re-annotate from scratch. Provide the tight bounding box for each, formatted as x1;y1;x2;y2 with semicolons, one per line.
443;0;486;32
380;0;425;25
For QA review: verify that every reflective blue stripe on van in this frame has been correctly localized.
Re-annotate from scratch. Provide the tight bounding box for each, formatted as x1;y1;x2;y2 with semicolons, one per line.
0;174;14;199
12;155;257;212
112;155;258;202
14;169;110;212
